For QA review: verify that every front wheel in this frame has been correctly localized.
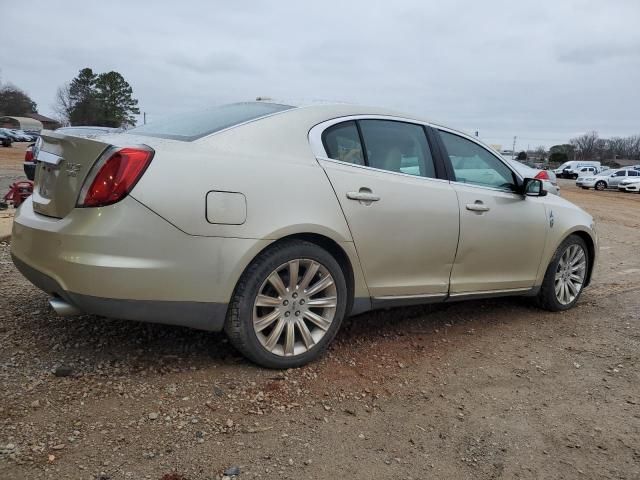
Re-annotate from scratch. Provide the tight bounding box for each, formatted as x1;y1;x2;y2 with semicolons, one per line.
595;181;606;191
535;235;589;311
225;239;348;368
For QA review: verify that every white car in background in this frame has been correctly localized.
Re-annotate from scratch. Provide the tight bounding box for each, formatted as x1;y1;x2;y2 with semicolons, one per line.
618;177;640;193
577;168;640;190
507;160;560;196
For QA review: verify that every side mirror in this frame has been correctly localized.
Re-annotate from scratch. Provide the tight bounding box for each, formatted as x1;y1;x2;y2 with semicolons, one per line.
523;178;547;197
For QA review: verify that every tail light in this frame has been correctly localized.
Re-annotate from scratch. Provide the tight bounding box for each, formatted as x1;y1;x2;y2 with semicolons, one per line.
25;147;34;162
535;170;550;180
78;146;154;207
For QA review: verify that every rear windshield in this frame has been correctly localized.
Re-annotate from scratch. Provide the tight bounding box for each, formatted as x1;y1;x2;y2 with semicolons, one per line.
129;102;294;141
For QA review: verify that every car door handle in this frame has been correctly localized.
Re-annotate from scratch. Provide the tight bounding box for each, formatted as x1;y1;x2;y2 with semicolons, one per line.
466;202;490;212
346;190;380;202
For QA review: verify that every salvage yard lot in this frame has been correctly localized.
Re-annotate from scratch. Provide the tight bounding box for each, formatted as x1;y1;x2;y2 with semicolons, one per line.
0;152;639;478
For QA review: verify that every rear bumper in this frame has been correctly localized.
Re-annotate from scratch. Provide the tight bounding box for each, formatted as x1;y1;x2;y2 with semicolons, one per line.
11;197;273;331
12;254;227;330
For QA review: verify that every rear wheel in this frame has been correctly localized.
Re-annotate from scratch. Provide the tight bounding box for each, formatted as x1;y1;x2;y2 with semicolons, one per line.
595;181;606;191
535;235;589;311
225;239;348;368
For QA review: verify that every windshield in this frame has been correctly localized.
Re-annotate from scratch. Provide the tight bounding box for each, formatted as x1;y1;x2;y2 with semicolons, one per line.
130;102;294;141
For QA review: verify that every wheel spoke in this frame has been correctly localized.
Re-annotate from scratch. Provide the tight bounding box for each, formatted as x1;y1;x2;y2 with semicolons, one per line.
288;260;299;291
305;275;334;297
268;271;287;297
569;273;583;283
570;249;584;266
298;261;319;291
265;317;286;351
566;279;577;296
555;280;562;296
571;261;586;273
296;319;315;349
254;309;281;332
255;294;281;307
306;296;337;308
303;310;331;330
284;321;295;355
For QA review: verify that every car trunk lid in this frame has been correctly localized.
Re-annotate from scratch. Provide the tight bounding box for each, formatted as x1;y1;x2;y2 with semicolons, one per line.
32;131;111;218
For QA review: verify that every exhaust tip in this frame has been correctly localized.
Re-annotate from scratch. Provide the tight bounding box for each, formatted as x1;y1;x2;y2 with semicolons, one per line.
49;297;82;317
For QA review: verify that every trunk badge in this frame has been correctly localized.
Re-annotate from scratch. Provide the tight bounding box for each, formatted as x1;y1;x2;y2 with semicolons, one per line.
66;163;82;177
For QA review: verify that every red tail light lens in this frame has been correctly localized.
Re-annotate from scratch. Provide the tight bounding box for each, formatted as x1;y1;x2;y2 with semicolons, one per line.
535;170;550;180
25;148;34;162
78;147;153;207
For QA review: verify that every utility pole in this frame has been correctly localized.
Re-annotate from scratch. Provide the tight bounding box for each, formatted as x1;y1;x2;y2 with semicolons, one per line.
511;136;517;160
143;112;147;125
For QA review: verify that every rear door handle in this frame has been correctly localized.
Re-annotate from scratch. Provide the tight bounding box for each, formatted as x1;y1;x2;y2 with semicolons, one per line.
346;189;380;203
466;202;490;212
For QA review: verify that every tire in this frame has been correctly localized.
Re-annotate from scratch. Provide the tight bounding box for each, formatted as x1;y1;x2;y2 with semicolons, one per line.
595;181;606;191
225;239;348;368
535;235;589;312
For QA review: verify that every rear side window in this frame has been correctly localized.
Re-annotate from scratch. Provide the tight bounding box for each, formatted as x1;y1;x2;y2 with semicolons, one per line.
129;102;293;141
322;121;365;165
629;170;639;176
359;120;436;178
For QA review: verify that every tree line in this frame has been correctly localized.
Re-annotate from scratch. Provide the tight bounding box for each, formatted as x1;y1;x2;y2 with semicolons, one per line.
0;68;139;128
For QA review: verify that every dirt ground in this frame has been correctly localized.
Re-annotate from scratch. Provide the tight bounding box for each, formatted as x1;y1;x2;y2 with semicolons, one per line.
0;159;638;479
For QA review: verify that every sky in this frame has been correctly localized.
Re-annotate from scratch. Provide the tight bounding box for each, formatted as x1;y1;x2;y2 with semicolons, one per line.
1;0;639;149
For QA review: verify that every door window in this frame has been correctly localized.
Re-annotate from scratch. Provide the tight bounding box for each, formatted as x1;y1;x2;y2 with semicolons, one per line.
629;170;639;176
614;170;626;176
439;130;516;191
322;121;365;165
358;120;436;178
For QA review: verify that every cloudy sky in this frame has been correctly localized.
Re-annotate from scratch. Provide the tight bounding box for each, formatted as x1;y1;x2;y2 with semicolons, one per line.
2;0;639;148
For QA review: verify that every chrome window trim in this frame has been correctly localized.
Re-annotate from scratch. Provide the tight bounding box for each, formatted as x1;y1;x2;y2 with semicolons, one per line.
309;115;525;195
309;114;445;183
316;156;451;185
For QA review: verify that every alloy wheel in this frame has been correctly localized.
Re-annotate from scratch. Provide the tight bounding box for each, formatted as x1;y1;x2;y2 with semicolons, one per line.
253;259;337;356
554;244;587;305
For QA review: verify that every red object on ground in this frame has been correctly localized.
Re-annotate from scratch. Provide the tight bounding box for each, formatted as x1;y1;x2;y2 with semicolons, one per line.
3;180;34;208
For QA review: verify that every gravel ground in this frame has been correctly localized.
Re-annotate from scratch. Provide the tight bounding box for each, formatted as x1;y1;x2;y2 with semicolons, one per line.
0;180;639;480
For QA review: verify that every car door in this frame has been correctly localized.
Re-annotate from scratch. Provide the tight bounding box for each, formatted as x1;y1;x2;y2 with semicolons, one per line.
312;119;459;300
436;129;548;294
609;170;627;187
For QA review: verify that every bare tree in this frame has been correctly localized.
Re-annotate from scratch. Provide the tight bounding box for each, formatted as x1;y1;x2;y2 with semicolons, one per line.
570;131;599;160
53;83;72;126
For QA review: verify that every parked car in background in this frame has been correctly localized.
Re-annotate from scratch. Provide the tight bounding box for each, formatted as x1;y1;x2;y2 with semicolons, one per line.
0;128;22;142
0;131;12;147
10;129;36;142
554;161;601;179
12;101;598;368
23;143;36;180
618;177;640;193
579;168;640;190
508;159;560;195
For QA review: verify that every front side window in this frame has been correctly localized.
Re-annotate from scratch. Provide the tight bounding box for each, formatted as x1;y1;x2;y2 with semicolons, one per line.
322;121;364;165
358;120;436;178
615;171;626;177
439;130;516;190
